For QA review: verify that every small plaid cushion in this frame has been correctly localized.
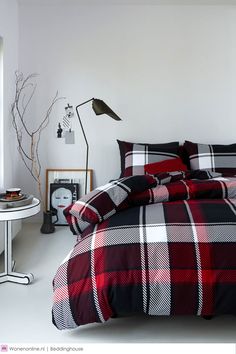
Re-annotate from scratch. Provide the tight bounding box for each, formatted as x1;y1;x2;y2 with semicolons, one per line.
69;174;156;225
144;157;187;174
184;140;236;173
117;140;179;177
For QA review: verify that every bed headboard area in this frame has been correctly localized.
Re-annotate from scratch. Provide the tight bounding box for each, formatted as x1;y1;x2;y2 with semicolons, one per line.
116;139;236;179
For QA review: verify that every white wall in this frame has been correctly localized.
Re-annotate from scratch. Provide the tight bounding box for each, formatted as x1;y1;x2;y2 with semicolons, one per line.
0;0;19;189
0;0;20;253
18;1;236;203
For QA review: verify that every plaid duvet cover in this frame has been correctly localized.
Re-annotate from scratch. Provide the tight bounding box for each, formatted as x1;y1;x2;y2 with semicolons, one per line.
52;173;236;330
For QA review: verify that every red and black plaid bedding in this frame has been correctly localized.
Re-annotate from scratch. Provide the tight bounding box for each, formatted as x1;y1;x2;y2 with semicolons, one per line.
52;171;236;330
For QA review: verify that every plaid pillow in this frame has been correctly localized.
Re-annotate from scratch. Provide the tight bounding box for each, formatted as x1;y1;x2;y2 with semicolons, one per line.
184;140;236;173
70;174;156;225
117;140;179;177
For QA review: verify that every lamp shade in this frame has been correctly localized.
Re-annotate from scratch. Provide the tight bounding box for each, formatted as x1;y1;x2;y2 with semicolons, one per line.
92;99;121;121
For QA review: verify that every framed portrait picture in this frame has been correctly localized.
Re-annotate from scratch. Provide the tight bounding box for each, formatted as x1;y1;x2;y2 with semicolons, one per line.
49;183;79;225
46;169;93;225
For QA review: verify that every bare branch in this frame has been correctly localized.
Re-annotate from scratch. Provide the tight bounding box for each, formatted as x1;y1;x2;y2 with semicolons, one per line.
11;71;65;211
22;83;37;118
34;91;65;134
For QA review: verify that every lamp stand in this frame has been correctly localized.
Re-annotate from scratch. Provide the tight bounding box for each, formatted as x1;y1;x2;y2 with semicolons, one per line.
75;100;93;195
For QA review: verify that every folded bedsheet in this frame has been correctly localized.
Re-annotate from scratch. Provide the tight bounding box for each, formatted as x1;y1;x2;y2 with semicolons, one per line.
52;171;236;330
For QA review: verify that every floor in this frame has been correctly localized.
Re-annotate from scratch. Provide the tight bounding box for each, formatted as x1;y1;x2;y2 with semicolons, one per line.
1;223;236;344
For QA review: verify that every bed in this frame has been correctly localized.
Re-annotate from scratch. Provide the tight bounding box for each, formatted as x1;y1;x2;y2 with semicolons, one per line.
52;140;236;330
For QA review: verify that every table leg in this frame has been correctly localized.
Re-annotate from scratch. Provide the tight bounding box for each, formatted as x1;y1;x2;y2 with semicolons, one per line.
0;220;34;284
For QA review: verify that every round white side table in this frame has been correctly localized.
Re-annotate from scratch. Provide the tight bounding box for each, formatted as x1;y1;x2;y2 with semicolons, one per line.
0;198;40;285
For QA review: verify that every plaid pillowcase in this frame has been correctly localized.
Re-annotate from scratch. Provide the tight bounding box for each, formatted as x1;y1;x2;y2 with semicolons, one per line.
70;174;156;225
117;140;179;177
184;140;236;173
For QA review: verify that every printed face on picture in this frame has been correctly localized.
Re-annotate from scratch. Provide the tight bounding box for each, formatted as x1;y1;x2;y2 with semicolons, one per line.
51;187;72;211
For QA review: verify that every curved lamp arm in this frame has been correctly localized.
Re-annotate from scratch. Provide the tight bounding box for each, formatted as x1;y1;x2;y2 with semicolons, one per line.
75;98;121;195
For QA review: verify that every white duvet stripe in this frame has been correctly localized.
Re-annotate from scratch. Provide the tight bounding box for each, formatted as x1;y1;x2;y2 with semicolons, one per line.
184;201;203;316
139;206;147;313
225;199;236;216
91;225;105;323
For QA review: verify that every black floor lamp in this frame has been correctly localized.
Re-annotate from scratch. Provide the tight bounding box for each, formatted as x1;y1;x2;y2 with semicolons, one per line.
75;98;121;195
